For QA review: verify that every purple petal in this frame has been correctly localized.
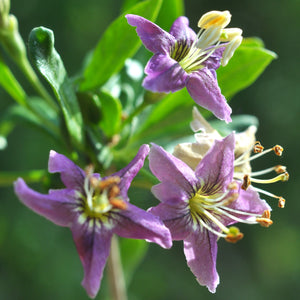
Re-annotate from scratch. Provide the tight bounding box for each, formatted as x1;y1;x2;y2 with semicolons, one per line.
226;185;271;224
149;144;198;194
144;53;177;76
149;202;191;240
183;230;220;293
71;222;112;298
195;134;235;193
203;48;224;70
126;14;175;54
151;182;190;204
169;16;196;46
112;144;149;199
48;150;85;190
143;61;187;93
186;69;232;123
113;203;172;249
14;178;76;227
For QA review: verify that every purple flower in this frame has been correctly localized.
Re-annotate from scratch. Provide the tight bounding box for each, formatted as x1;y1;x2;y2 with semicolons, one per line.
126;11;243;123
148;134;271;292
14;145;172;298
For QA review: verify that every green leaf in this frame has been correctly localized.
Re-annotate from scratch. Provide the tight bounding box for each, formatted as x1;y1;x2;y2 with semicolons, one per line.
155;0;185;30
0;54;27;106
28;27;84;146
98;90;122;137
119;238;149;286
80;0;163;91
134;89;193;137
217;37;277;99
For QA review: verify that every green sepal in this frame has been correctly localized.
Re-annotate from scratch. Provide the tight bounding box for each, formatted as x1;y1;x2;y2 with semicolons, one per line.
28;27;84;147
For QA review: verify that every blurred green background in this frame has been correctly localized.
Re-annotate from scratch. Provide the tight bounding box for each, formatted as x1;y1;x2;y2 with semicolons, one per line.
0;0;299;299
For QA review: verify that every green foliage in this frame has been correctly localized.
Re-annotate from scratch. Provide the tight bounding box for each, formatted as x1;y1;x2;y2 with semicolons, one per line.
119;238;149;286
79;0;163;91
0;54;27;106
217;37;277;99
28;27;84;147
98;90;122;137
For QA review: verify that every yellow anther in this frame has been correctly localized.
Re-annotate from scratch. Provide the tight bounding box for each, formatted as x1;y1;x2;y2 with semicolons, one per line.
241;174;251;190
274;165;287;174
198;10;231;29
220;28;243;42
278;197;286;208
273;145;283;156
225;226;244;243
253;141;264;153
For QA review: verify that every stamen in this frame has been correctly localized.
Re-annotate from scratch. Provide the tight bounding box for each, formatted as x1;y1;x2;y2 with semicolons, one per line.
109;198;127;210
252;186;286;208
198;10;231;29
220;28;243;42
278;197;286;208
250;172;289;184
241;174;251;190
273;145;284;156
253;141;264;153
250;165;287;177
221;35;242;66
99;176;121;190
196;26;222;49
275;165;287;174
256;210;273;227
225;226;244;243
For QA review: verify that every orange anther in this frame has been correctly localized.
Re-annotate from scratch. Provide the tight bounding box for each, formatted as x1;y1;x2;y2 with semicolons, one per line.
253;141;264;153
241;174;251;190
109;198;127;210
275;165;287;174
278;197;286;208
273;145;283;156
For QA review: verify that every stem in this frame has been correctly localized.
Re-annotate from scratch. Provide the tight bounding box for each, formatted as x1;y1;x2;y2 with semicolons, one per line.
107;235;127;300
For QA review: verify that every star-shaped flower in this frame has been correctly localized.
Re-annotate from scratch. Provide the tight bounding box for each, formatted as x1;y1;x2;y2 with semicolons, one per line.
126;11;243;123
14;145;172;298
148;134;271;292
173;107;289;208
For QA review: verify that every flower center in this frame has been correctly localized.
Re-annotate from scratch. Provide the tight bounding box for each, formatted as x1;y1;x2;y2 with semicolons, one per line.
188;181;272;243
76;167;127;226
171;10;243;73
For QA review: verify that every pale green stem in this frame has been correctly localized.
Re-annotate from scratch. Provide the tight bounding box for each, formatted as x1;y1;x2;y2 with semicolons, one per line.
107;235;128;300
